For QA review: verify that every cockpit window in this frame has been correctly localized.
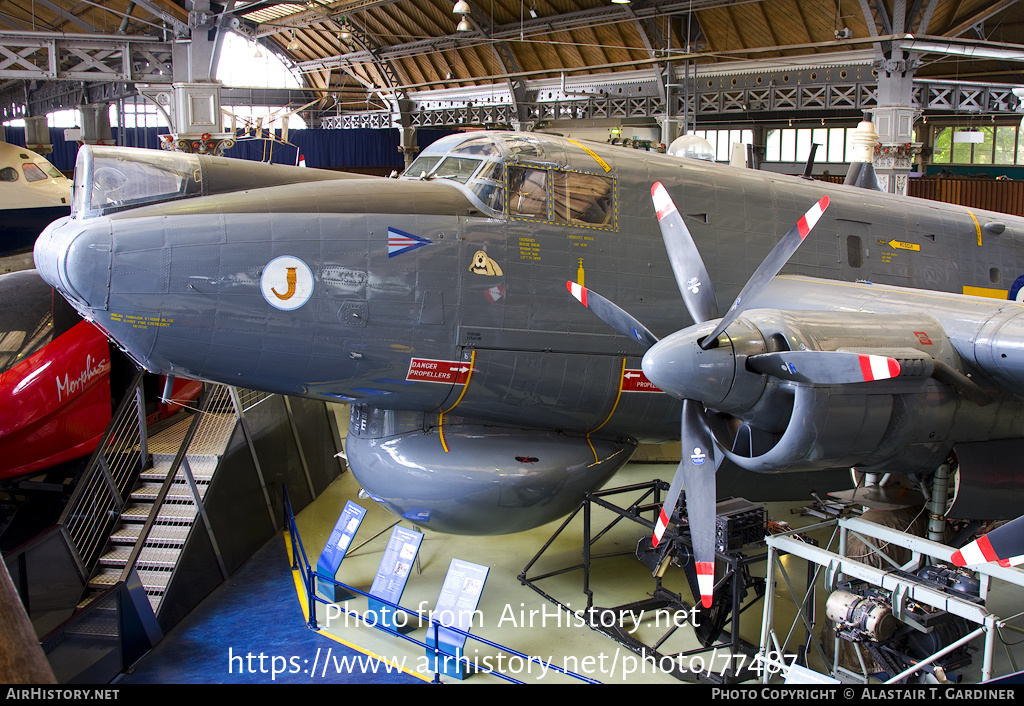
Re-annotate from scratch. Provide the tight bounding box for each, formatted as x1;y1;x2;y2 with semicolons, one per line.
509;165;615;229
551;171;613;227
508;166;548;219
22;163;48;182
432;156;481;184
398;132;613;225
501;134;546;160
472;160;504;212
401;132;506;215
448;135;503;158
74;146;203;218
0;167;18;182
405;155;441;179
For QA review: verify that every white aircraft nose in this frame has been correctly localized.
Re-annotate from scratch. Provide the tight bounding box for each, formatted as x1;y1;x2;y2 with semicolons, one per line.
34;215;111;310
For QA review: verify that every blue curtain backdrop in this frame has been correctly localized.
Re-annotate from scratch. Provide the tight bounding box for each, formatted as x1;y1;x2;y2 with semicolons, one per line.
4;125;457;172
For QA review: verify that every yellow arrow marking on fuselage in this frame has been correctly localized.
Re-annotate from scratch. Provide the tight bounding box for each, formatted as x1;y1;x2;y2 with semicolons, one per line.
888;240;920;252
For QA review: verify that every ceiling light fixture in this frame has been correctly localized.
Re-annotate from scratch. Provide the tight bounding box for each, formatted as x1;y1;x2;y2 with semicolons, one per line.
456;16;472;31
453;0;471;13
611;0;631;5
287;30;301;51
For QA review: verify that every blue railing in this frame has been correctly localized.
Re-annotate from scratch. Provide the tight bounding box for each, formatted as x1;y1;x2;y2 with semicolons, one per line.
282;489;598;684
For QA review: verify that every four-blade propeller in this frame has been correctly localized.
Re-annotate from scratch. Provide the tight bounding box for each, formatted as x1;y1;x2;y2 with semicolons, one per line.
565;181;900;610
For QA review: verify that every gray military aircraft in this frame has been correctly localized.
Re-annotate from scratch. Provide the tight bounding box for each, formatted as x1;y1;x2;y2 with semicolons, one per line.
33;131;1024;609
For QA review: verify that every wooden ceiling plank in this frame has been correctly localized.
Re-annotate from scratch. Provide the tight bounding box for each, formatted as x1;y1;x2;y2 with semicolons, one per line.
945;0;1018;38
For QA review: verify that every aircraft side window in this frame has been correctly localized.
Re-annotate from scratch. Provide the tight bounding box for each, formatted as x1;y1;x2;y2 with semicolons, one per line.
470;160;504;212
508;166;548;218
0;167;18;182
847;235;863;268
551;171;613;227
21;163;48;182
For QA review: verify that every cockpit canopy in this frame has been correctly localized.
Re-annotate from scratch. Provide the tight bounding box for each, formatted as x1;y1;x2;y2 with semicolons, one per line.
401;131;615;229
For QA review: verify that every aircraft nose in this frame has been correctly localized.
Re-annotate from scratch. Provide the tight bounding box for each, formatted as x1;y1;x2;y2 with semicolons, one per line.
34;216;111;310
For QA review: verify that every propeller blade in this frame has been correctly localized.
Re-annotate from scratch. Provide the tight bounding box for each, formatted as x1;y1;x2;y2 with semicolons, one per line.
703;195;830;348
952;515;1024;568
652;399;721;609
747;350;901;384
651;182;719;325
566;281;660;349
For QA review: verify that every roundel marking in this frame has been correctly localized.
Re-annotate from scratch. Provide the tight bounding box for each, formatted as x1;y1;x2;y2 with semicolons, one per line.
261;256;314;311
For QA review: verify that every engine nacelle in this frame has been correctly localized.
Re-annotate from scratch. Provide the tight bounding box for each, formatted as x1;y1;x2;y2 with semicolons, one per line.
346;407;636;534
710;311;1024;475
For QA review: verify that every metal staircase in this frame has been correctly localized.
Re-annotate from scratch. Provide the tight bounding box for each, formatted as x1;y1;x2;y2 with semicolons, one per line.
9;372;341;683
89;390;240;613
61;378;285;619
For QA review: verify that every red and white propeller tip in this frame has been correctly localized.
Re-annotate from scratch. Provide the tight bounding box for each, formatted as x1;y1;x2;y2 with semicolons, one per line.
696;562;714;609
796;195;829;239
952;533;1024;568
566;280;588;306
652;182;677;221
858;354;901;381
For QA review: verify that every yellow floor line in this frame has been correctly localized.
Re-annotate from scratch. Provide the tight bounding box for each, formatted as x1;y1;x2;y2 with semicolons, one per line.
283;530;433;683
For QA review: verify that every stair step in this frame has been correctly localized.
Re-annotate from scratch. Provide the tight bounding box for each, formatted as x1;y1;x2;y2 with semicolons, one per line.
147;413;236;457
140;464;215;483
111;524;190;546
65;617;119;638
150;455;219;477
98;547;132;567
121;502;197;522
97;546;182;570
130;482;207;503
137;569;173;593
88;568;121;589
91;567;172;595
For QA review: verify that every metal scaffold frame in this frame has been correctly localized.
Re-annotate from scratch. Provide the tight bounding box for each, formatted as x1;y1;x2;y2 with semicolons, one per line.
760;516;1024;684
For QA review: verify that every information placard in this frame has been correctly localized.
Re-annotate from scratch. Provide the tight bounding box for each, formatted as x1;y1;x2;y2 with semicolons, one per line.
315;500;366;601
366;525;423;633
426;558;489;679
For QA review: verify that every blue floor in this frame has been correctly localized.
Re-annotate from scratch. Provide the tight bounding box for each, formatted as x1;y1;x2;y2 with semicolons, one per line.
117;534;424;684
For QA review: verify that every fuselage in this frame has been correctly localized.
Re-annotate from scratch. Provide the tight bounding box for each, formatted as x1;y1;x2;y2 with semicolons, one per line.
33;132;1024;445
